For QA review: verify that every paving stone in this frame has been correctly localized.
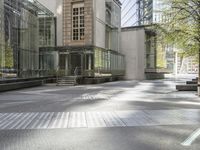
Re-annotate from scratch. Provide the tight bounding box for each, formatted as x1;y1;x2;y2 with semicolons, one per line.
7;113;31;130
0;113;23;129
68;112;87;128
16;113;39;129
100;112;126;127
48;112;69;129
86;112;107;128
116;111;158;126
0;110;200;130
27;113;47;129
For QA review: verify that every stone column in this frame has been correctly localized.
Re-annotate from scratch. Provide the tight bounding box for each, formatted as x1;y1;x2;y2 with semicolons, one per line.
65;54;69;75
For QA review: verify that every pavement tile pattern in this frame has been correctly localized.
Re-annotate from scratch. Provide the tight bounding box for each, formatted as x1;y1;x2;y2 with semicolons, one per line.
0;109;200;130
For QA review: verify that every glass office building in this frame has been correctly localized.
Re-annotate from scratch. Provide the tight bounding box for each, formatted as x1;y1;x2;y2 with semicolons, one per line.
121;0;166;27
0;0;55;79
0;0;5;79
121;0;173;73
121;0;153;27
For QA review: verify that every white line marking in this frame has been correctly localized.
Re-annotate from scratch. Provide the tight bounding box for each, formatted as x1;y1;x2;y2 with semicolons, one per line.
0;110;199;130
0;113;22;129
37;112;53;129
68;112;87;128
35;112;51;129
57;112;69;128
62;112;69;128
48;112;61;129
8;113;30;129
15;113;36;129
182;128;200;146
21;113;39;129
28;113;46;129
86;112;106;128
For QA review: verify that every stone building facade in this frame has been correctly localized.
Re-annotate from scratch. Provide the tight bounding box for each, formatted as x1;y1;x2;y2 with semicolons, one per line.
38;0;125;78
63;0;93;46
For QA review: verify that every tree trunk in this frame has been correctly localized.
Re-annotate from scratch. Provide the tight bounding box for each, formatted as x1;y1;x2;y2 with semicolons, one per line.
198;46;200;96
198;15;200;96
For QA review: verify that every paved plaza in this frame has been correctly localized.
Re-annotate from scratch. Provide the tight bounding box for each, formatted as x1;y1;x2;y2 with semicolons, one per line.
0;109;200;130
0;75;200;150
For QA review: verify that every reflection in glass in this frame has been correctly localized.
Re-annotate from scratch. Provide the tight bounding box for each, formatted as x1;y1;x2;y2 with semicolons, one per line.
0;0;55;79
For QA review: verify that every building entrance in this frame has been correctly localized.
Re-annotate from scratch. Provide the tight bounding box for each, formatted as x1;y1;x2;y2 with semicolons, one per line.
59;53;69;76
70;54;82;76
59;53;83;76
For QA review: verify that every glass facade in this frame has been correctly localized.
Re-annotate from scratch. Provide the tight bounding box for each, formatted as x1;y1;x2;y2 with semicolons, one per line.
105;1;121;52
145;30;156;69
41;46;125;78
144;28;175;73
39;48;58;77
121;0;165;27
145;27;170;70
0;0;55;79
121;0;173;72
94;48;125;76
0;0;5;79
121;0;153;27
39;17;56;47
121;0;138;27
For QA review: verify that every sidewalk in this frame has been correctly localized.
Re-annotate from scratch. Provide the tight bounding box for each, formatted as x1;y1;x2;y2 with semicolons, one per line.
0;76;200;150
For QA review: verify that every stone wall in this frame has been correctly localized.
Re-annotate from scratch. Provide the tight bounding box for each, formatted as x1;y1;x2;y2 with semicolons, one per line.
121;27;146;80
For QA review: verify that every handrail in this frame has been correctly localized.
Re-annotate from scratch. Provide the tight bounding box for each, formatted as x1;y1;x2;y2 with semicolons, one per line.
74;66;82;76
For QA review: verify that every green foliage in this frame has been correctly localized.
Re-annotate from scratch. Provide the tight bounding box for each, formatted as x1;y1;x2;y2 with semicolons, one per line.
156;0;200;57
157;42;167;68
0;47;3;68
5;43;14;68
0;43;14;69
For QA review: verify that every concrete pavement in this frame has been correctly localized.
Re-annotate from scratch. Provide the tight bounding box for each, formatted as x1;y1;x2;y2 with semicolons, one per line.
0;109;200;130
0;76;200;150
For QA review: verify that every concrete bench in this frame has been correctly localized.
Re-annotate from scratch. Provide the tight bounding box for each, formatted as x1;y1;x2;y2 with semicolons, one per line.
176;84;197;91
83;76;124;84
192;78;198;82
0;80;43;92
186;81;197;84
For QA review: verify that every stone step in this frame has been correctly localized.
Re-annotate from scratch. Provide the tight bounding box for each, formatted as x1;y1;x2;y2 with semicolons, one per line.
57;81;75;84
58;76;76;80
56;76;76;86
57;79;75;82
57;80;75;83
57;81;75;85
176;84;197;91
57;83;75;86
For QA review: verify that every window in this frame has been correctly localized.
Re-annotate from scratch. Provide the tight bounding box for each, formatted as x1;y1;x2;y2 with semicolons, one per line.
72;3;85;41
106;9;111;25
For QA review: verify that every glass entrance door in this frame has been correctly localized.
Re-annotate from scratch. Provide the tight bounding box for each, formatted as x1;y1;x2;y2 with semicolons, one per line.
70;54;82;76
59;54;68;76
